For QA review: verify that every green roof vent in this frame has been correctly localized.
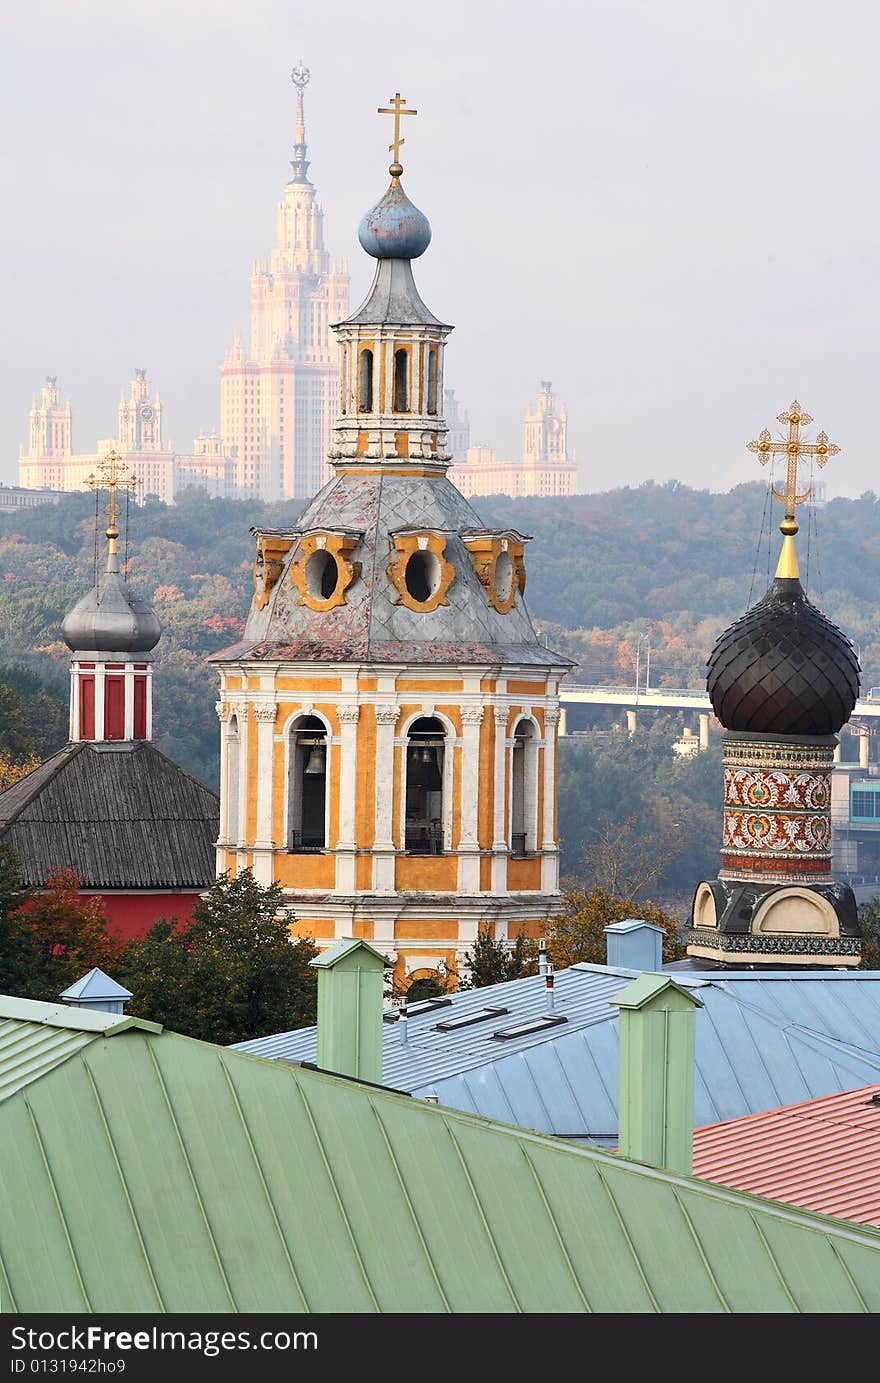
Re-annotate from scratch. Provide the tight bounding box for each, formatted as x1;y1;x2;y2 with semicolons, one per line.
310;937;391;1084
610;974;703;1176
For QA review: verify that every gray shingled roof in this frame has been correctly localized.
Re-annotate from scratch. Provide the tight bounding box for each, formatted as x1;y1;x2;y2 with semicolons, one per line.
212;471;571;668
0;742;218;889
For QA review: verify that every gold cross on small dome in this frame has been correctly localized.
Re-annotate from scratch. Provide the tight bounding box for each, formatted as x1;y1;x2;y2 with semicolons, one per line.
747;401;840;535
378;91;417;176
85;449;139;554
747;401;840;579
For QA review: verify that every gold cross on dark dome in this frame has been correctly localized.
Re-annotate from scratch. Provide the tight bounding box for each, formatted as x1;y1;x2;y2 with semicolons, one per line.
378;91;417;176
85;449;139;555
747;401;840;536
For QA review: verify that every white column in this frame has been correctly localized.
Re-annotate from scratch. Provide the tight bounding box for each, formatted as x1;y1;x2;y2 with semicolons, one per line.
491;706;509;893
374;704;399;893
251;702;277;885
236;706;249;873
145;667;154;741
123;664;135;740
542;706;561;893
626;709;637;736
698;712;710;752
69;664;79;742
94;663;105;743
860;732;870;770
215;700;230;870
336;705;360;892
458;705;484;894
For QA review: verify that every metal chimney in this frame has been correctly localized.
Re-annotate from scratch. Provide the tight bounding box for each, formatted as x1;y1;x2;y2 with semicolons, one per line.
309;937;391;1083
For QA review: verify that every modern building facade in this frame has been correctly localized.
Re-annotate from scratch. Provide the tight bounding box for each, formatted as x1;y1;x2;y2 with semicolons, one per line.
218;68;349;500
450;381;578;498
211;107;571;991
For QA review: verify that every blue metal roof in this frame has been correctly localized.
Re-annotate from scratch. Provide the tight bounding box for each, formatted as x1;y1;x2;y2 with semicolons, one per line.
234;967;880;1139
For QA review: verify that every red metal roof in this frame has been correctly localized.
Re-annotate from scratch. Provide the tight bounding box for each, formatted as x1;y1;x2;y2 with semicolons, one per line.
693;1083;880;1227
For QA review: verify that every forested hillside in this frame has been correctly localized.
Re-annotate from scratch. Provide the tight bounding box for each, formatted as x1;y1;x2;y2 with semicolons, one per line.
0;480;875;895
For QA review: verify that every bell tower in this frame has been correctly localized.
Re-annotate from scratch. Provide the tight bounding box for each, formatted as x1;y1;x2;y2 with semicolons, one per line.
212;94;571;992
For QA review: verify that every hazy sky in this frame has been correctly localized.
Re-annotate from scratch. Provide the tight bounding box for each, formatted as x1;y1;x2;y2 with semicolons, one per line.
4;0;880;496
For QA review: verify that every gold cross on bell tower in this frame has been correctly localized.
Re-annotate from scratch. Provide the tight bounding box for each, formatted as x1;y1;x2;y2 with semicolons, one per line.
747;401;840;579
378;91;417;178
85;449;139;557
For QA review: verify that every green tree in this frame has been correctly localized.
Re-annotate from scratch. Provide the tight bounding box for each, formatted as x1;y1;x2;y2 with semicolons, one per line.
546;886;686;968
461;927;538;989
857;897;880;970
120;869;318;1044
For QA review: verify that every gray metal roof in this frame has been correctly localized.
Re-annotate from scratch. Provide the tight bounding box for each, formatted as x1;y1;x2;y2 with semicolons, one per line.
213;471;571;669
0;741;219;889
234;965;880;1140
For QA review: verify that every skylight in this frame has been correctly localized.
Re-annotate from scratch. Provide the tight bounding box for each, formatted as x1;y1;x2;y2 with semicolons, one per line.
383;997;453;1022
490;1015;568;1041
434;1006;509;1032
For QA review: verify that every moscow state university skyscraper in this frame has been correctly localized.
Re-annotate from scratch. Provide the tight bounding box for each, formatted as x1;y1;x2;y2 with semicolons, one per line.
220;68;349;500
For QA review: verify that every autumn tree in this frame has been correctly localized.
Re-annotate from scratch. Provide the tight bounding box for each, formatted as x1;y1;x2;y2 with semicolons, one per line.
545;886;686;969
2;866;124;1001
120;869;318;1044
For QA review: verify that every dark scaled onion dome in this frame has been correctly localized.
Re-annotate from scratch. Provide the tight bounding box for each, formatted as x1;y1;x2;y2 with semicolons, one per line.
62;556;161;655
358;179;432;260
707;575;860;736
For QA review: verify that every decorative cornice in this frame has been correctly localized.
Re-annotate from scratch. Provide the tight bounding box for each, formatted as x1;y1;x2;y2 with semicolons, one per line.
375;704;399;726
215;701;231;722
493;706;509;728
544;706;561;728
338;705;361;725
252;703;278;723
687;927;861;957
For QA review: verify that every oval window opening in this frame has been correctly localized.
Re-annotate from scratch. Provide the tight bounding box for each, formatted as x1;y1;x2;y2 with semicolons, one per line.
405;550;441;604
306;549;339;601
495;551;514;605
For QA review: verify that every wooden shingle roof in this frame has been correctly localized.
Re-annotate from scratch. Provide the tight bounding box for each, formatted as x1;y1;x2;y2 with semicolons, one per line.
0;742;218;890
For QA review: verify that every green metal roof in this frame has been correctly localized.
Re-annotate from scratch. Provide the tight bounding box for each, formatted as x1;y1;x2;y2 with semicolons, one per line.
1;1002;879;1313
0;997;161;1104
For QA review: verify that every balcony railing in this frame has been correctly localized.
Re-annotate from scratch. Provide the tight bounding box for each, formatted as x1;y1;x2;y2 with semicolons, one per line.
405;821;443;855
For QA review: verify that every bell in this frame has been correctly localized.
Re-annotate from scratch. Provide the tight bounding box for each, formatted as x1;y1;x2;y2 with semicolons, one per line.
303;745;326;775
409;744;442;791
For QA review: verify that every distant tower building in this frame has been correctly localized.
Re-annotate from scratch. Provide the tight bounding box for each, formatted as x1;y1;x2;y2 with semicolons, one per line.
27;377;71;460
690;402;862;967
219;66;349;500
115;368;176;504
444;388;470;462
450;381;579;499
117;368;162;453
212;96;571;990
523;381;567;469
18;369;176;504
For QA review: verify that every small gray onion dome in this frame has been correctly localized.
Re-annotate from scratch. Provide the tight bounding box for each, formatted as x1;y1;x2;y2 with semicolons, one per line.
63;556;161;655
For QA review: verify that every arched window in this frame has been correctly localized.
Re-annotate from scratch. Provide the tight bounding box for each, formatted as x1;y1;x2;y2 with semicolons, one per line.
356;348;370;412
227;715;240;845
426;348;439;416
510;719;538;857
405;717;445;854
289;715;328;850
393;349;409;412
